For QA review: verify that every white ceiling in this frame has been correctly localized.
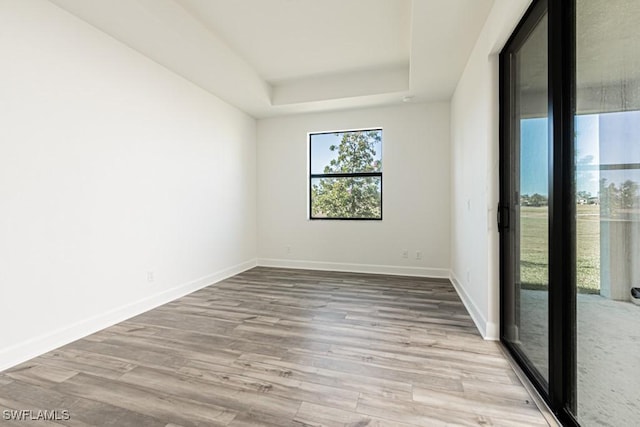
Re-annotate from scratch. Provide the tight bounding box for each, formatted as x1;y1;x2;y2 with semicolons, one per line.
176;0;412;83
49;0;494;118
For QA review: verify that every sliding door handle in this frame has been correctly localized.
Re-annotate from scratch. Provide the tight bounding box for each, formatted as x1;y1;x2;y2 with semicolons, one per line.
497;203;510;232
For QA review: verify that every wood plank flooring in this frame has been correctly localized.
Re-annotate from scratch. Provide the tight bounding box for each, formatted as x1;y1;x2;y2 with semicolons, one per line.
0;267;549;426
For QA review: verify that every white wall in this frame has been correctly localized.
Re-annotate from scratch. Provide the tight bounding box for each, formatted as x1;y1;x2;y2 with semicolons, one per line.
257;103;450;277
0;0;257;370
450;0;532;339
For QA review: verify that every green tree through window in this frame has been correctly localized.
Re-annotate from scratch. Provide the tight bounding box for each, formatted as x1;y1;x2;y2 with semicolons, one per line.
310;129;382;219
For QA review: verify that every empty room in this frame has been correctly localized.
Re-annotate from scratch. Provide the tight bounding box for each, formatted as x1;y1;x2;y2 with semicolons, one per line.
1;0;638;426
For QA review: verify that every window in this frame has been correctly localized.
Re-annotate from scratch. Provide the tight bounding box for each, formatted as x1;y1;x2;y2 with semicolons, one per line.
309;129;382;220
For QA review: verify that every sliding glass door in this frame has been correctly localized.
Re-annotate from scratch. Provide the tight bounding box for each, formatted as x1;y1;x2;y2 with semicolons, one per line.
500;1;550;386
501;1;640;425
574;1;640;425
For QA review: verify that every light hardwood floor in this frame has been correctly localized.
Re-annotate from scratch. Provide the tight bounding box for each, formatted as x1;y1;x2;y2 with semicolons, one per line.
0;267;549;426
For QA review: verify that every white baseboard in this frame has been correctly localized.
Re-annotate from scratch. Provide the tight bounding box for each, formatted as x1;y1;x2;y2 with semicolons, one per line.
0;259;257;372
449;270;498;340
484;320;499;340
257;258;449;279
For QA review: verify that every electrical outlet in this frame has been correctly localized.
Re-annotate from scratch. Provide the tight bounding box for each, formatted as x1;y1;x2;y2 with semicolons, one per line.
402;249;409;259
147;271;154;283
416;251;422;260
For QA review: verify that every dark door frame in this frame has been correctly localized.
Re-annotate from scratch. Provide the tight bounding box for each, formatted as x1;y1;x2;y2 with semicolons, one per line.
499;0;578;425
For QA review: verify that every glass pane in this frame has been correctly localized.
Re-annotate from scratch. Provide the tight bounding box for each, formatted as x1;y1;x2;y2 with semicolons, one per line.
311;176;381;219
575;1;640;425
504;12;550;382
310;130;382;175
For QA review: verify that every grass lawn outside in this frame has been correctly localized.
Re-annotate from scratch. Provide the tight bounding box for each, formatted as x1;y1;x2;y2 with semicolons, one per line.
520;205;600;293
